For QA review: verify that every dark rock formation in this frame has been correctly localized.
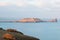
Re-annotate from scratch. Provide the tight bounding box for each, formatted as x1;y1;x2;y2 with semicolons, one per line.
0;28;40;40
47;18;57;22
6;29;23;35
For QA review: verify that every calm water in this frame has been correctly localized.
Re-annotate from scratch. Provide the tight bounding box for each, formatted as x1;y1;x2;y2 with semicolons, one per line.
0;22;60;40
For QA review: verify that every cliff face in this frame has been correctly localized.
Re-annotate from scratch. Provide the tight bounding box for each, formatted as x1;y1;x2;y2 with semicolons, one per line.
0;28;40;40
18;18;43;22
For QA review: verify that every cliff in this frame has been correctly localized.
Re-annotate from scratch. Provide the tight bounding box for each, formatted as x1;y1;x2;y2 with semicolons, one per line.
0;28;39;40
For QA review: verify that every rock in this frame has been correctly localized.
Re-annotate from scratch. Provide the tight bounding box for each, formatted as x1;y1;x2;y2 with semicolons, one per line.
48;18;57;22
2;33;15;40
0;28;40;40
6;29;23;35
0;28;4;30
19;35;40;40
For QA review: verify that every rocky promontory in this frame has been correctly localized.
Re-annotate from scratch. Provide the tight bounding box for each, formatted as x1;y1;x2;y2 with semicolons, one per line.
0;28;40;40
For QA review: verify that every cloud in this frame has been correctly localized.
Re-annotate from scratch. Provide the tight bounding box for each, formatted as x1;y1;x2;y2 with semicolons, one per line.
50;0;60;8
0;0;60;18
0;0;44;7
0;2;8;6
0;0;60;8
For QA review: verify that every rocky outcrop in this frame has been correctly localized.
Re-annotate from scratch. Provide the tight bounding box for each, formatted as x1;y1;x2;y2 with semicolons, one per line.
0;28;40;40
47;19;57;22
6;29;23;35
2;33;15;40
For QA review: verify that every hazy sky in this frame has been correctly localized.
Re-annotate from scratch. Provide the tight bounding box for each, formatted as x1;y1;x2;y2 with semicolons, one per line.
0;0;60;18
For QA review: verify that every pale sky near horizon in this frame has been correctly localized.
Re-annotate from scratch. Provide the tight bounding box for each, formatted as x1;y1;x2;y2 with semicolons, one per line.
0;0;60;18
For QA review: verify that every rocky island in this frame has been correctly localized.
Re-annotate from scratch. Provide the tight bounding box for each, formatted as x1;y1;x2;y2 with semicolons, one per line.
16;18;57;23
0;28;39;40
0;18;57;23
16;18;43;23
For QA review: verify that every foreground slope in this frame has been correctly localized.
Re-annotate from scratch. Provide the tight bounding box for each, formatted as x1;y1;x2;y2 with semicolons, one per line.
0;28;40;40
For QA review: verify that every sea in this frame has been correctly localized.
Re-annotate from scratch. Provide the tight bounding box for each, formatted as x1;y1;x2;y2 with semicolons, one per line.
0;18;60;40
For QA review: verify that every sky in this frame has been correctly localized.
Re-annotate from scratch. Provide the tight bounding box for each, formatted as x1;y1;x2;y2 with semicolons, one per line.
0;0;60;18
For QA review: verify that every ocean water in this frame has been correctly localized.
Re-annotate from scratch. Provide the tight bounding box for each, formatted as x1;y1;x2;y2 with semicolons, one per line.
0;22;60;40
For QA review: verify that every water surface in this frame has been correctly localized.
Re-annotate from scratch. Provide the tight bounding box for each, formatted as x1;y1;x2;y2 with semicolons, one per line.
0;22;60;40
